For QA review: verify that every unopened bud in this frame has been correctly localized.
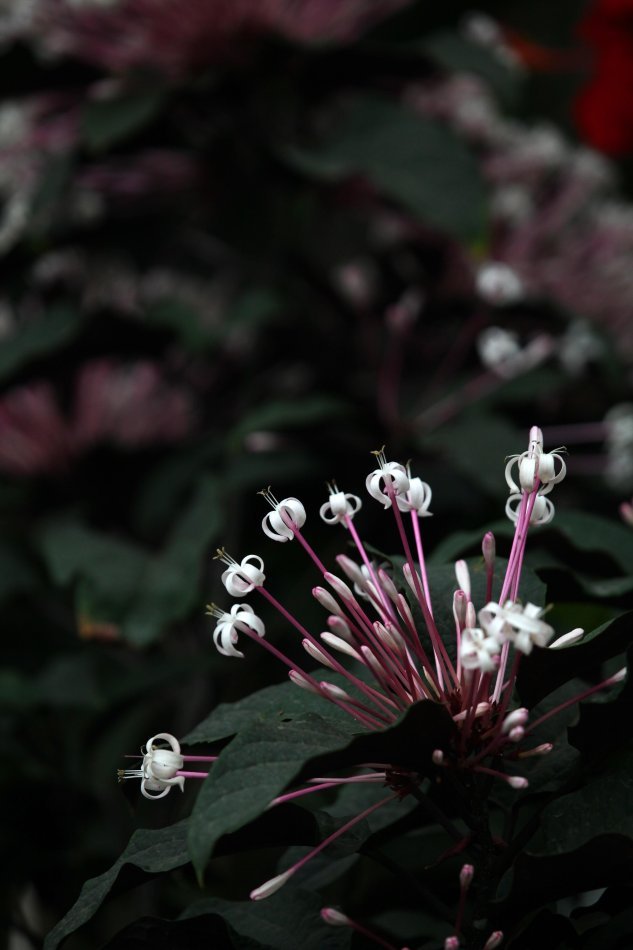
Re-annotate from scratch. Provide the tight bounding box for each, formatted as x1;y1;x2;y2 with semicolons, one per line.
609;666;627;684
455;560;471;597
320;632;361;660
250;870;293;901
327;615;353;642
320;682;352;702
289;670;320;694
336;555;366;588
482;531;495;568
502;708;528;733
483;931;504;950
507;775;528;789
432;749;444;765
453;589;468;627
508;725;524;742
320;908;350;927
313;587;343;616
302;639;335;669
549;628;584;648
377;568;400;603
459;864;474;889
518;742;553;758
324;572;355;603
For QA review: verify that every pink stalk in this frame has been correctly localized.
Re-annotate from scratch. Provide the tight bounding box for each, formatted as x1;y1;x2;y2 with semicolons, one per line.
308;773;386;784
257;586;397;720
271;772;386;807
268;790;398;882
455;864;474;936
410;509;433;615
322;580;422;705
238;622;384;730
177;770;210;779
181;755;218;762
524;670;625;735
387;483;456;690
492;488;538;704
286;521;329;575
344;513;399;624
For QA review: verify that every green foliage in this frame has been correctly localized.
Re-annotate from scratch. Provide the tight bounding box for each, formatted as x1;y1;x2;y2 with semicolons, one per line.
44;822;190;950
0;308;82;383
285;95;488;241
36;475;224;644
81;87;167;151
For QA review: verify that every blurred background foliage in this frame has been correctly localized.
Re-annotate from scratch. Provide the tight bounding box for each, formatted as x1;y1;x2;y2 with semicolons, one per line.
2;0;633;947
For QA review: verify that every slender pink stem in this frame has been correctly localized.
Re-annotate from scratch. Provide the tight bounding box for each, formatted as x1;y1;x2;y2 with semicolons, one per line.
344;514;398;623
271;773;386;807
410;510;433;615
177;770;210;779
525;672;623;734
181;755;219;762
280;791;398;878
387;485;455;690
258;586;397;719
291;523;329;575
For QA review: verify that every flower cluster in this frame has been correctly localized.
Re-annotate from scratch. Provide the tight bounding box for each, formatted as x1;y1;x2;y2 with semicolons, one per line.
122;427;625;943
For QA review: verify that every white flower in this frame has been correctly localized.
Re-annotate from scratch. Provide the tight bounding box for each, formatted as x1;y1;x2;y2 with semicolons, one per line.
118;732;185;800
215;549;265;596
319;482;362;525
397;468;432;516
460;626;501;672
505;492;555;526
366;448;409;509
259;487;306;541
478;326;552;379
479;601;554;654
208;603;265;658
476;263;523;306
505;426;566;495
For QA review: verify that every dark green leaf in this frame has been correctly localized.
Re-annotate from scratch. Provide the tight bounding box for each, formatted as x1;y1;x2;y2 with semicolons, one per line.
517;612;633;708
183;679;349;745
36;476;224;645
228;396;350;450
0;308;82;383
422;31;522;107
188;714;356;877
81;88;166;151
44;821;190;950
284;95;487;241
101;914;239;950
422;414;522;496
535;752;633;855
551;511;633;575
181;888;351;950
